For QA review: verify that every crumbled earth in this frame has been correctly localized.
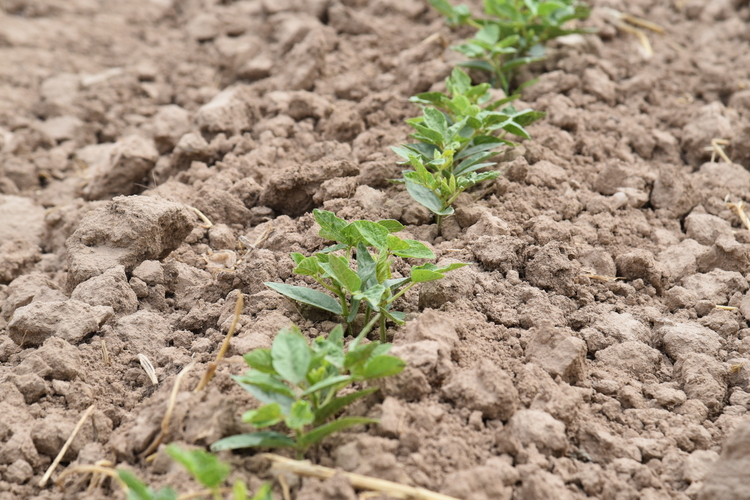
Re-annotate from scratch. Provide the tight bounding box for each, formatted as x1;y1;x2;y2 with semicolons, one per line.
2;0;750;499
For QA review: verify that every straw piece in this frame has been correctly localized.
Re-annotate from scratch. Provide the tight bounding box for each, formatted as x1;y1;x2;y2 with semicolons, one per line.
195;292;243;392
262;454;460;500
40;405;96;487
140;361;196;458
188;205;213;229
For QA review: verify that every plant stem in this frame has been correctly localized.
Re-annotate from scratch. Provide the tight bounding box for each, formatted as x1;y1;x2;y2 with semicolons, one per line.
379;315;387;344
387;282;415;305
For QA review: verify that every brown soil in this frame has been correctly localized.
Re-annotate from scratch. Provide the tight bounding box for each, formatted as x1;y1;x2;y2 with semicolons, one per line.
2;0;750;499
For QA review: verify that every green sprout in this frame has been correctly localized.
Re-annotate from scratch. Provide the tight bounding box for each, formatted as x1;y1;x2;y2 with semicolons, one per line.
430;0;592;93
211;324;404;458
265;209;466;342
117;444;272;500
393;68;543;226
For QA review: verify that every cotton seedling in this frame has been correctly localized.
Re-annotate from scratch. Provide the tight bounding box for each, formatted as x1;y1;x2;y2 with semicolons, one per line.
265;209;466;341
211;324;404;458
116;444;272;500
430;0;592;93
393;67;543;225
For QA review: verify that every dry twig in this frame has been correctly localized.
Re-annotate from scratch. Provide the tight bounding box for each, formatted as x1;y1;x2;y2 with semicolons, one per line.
195;292;244;392
726;197;750;231
140;361;196;458
704;138;731;164
263;454;460;500
138;354;159;385
188;205;213;229
40;405;96;487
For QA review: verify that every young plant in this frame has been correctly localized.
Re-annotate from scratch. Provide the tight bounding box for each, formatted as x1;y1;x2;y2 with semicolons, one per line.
210;324;404;458
117;444;272;500
430;0;592;93
265;209;466;341
393;67;543;225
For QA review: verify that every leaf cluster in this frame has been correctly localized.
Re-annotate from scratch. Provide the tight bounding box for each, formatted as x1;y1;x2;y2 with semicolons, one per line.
266;209;465;341
392;68;543;223
118;444;271;500
211;324;404;457
430;0;592;93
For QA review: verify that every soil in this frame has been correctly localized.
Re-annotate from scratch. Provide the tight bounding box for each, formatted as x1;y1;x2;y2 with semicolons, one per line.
2;0;750;499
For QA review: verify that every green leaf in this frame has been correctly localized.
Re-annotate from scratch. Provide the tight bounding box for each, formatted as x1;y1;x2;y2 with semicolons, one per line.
286;400;315;430
358;284;386;310
250;484;274;500
233;480;248;500
302;374;352;396
272;327;311;385
118;470;178;500
314;388;380;424
356;243;377;287
233;372;295;413
314;209;350;244
377;219;405;233
363;355;406;379
345;342;380;369
410;269;445;283
265;282;343;315
293;256;321;277
422;107;449;140
166;444;230;490
329;255;361;293
243;403;284;428
475;23;500;44
210;432;296;452
298;417;378;449
350;221;390;251
243;349;275;374
393;240;435;259
404;178;453;217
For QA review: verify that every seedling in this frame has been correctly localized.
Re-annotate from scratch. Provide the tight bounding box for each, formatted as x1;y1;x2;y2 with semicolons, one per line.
430;0;592;93
393;68;543;225
211;324;404;458
265;209;466;341
117;444;272;500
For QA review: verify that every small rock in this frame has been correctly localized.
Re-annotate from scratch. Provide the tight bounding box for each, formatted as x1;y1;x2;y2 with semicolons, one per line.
592;311;650;344
378;397;404;439
517;469;579;500
4;459;33;484
11;373;47;403
82;135;159;200
659;239;710;281
577;423;641;464
132;260;165;286
526;322;586;384
615;249;667;294
684;450;720;483
194;85;257;136
66;195;193;289
35;337;82;381
699;419;750;499
440;458;516;500
0;195;45;247
506;409;567;456
441;359;518;421
71;265;138;316
583;67;616;105
8;300;112;347
675;353;727;414
151;105;191;154
0;239;41;285
465;212;509;239
1;273;65;319
682;269;748;304
38;115;85;143
685;213;734;246
525;242;580;296
595;341;662;377
657;321;722;361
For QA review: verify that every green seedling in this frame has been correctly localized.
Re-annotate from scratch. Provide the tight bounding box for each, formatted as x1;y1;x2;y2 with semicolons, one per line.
117;444;272;500
430;0;592;93
393;67;543;226
211;324;404;458
265;209;466;341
